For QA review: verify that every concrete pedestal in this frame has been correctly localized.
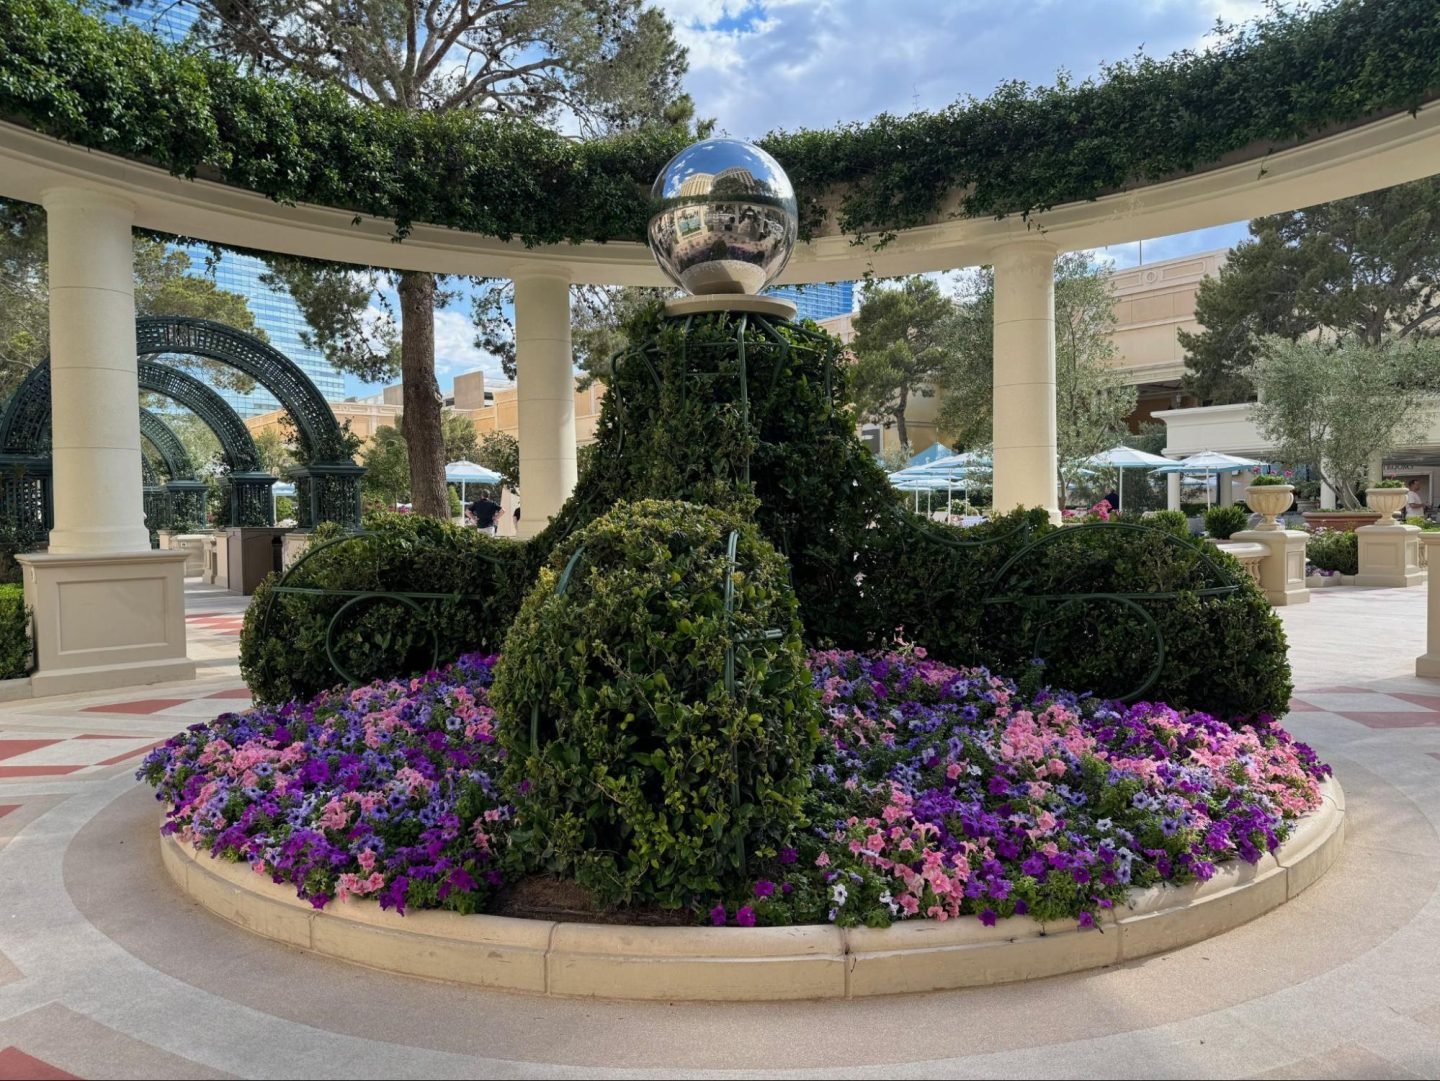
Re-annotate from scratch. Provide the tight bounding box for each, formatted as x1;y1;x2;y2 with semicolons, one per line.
226;527;287;596
281;531;315;571
1232;528;1310;606
1418;535;1440;678
1354;523;1423;588
173;533;208;577
17;550;195;695
204;532;229;588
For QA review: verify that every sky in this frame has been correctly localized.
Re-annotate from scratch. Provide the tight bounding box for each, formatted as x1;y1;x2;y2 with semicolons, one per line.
343;0;1272;397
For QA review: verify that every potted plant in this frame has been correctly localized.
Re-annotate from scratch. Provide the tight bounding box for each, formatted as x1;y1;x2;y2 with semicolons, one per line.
1244;474;1294;531
1366;478;1407;525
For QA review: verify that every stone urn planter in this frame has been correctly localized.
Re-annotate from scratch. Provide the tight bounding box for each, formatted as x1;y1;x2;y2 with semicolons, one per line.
1244;484;1294;531
1365;486;1407;525
1301;510;1381;533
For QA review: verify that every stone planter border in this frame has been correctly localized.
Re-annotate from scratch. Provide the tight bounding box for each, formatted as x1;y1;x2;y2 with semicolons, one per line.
160;778;1345;1002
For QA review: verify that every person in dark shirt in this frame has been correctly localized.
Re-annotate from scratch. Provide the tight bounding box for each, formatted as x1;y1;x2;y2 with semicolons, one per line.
469;491;501;534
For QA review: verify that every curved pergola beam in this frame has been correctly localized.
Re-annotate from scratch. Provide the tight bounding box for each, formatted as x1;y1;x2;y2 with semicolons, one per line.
3;100;1439;283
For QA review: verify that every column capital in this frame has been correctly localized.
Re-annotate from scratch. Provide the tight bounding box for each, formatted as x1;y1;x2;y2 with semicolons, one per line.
509;262;572;287
40;186;136;218
988;236;1059;265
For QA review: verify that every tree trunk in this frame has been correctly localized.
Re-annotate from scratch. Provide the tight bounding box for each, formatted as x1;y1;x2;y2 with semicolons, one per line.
397;270;448;518
894;389;910;452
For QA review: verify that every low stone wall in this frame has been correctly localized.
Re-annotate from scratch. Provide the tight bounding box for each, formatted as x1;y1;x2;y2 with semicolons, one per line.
161;778;1345;1002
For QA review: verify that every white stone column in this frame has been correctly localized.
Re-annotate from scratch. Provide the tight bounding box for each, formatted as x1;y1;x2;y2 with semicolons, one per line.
16;188;193;697
513;267;576;538
1166;473;1181;512
43;188;150;553
1418;534;1440;678
991;240;1058;520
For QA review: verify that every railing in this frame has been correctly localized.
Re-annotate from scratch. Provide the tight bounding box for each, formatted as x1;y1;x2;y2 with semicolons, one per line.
1214;541;1266;585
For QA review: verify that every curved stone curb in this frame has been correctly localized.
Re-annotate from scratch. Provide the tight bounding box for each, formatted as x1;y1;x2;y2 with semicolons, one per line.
160;777;1344;1001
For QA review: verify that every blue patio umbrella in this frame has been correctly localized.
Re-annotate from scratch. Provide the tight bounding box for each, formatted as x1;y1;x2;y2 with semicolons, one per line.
904;441;953;468
445;459;503;506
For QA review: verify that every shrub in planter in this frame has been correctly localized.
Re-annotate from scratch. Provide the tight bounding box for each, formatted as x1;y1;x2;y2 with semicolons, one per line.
1205;504;1250;539
1144;509;1192;538
1307;529;1359;575
240;513;530;705
0;584;30;680
491;500;820;910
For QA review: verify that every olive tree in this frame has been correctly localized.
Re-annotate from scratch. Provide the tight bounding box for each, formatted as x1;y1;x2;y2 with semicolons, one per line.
1251;336;1440;508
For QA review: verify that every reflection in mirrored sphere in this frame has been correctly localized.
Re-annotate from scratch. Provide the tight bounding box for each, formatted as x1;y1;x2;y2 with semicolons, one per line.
647;138;798;296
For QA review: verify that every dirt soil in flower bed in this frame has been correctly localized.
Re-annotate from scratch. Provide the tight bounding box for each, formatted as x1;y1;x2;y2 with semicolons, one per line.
493;876;692;926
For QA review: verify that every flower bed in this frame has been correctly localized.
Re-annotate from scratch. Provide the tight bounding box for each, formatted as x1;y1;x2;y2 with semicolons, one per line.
141;649;1330;931
141;654;509;914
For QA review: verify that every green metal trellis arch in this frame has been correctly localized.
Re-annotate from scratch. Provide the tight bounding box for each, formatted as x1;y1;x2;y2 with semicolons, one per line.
0;316;364;533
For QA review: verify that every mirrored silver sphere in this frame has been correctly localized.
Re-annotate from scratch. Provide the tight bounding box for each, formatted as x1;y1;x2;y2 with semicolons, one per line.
647;138;798;296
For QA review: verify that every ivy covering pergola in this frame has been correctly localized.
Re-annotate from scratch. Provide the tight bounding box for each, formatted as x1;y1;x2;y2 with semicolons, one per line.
0;0;1435;247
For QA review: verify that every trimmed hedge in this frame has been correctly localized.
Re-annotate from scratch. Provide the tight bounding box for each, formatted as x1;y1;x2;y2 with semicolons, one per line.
1205;504;1250;539
1307;529;1359;575
239;514;530;705
1;0;1436;242
491;500;819;909
857;514;1292;719
244;303;1293;720
0;583;29;680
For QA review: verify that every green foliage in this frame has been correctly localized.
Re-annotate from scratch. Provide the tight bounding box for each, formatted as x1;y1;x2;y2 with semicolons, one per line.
1145;509;1192;537
274;494;296;522
490;500;820;909
447;486;462;517
0;583;30;680
1374;478;1407;489
474;430;520;492
1252;337;1440;508
441;410;479;464
1250;474;1291;486
360;426;410;508
848;276;956;452
540;303;894;652
249;302;1294;721
2;0;1437;245
1183;178;1440;404
1204;504;1250;539
1307;530;1359;575
858;515;1290;719
855;514;1292;718
0;512;43;584
240;514;531;705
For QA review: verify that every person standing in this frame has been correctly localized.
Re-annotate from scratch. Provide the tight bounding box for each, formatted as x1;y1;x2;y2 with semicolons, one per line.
469;491;501;535
1405;478;1427;521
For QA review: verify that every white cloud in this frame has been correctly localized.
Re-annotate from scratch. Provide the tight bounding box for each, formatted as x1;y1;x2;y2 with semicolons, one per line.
433;308;506;385
658;0;1287;138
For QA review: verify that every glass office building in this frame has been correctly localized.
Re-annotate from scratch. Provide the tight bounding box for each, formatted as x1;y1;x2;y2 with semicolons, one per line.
181;247;346;416
766;281;855;321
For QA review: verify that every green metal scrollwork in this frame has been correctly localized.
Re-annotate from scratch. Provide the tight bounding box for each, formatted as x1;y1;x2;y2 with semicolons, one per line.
257;530;503;687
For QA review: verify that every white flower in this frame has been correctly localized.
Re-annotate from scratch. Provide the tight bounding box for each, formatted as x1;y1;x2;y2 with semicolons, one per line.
831;883;849;906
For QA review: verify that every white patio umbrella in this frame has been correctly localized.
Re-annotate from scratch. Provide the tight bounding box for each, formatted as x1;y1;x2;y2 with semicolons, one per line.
1149;451;1264;507
444;459;503;506
1081;445;1175;512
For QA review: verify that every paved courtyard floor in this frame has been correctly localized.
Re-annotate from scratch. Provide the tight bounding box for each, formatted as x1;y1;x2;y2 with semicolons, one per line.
0;582;1437;1079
